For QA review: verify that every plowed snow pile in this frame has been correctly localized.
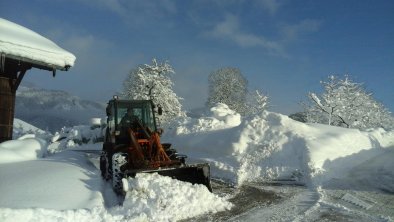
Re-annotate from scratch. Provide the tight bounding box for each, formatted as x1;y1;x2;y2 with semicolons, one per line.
0;135;47;164
116;173;232;221
165;103;394;189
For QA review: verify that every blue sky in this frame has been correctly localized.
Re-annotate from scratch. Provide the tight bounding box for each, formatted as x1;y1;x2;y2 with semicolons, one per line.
1;0;393;114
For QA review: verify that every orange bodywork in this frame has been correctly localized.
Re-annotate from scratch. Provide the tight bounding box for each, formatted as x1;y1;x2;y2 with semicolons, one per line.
126;128;176;169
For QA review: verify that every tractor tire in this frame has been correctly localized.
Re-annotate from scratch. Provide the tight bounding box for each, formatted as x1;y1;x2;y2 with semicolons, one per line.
100;151;111;180
112;152;128;194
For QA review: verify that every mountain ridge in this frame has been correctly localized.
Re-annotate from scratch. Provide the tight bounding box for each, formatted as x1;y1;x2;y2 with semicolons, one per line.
15;86;106;132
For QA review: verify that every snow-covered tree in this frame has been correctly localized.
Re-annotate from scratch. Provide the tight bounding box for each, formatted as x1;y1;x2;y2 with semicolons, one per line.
245;89;269;116
122;58;185;124
304;75;394;130
206;67;248;114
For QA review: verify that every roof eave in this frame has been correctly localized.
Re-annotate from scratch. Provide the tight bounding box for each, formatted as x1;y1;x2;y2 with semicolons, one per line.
3;54;71;71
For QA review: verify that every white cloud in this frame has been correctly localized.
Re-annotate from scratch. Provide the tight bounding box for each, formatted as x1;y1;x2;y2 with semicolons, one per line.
193;0;282;15
204;14;283;54
67;35;114;57
282;19;322;41
255;0;282;15
42;26;113;60
78;0;177;25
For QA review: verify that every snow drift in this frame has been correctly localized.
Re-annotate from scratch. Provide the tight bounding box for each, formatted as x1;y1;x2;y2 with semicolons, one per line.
0;150;104;210
0;135;47;164
165;103;394;189
185;103;240;132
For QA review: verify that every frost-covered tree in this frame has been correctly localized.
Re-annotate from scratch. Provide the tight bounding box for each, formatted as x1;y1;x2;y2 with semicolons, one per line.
245;90;269;116
122;58;185;124
304;75;394;130
206;67;248;114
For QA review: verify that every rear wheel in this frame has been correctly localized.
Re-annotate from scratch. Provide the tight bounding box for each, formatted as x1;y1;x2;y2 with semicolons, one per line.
112;152;128;194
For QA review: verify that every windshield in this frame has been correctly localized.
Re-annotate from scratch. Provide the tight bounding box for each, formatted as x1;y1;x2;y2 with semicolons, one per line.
116;101;156;131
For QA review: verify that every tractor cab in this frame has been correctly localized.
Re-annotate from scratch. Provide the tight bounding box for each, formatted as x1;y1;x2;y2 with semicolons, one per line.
105;99;161;144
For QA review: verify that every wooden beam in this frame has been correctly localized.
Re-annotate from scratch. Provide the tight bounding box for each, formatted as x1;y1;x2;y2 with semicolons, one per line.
13;67;28;91
0;76;15;142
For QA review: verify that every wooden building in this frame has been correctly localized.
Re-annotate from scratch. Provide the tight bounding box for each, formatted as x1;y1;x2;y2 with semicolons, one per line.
0;18;75;142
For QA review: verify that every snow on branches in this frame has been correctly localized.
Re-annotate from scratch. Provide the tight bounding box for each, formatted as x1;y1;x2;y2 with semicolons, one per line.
304;75;394;130
206;67;269;116
122;58;185;124
206;67;248;114
246;90;269;116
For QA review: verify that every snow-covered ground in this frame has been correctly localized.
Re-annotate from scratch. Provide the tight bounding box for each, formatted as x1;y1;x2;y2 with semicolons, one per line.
1;104;393;221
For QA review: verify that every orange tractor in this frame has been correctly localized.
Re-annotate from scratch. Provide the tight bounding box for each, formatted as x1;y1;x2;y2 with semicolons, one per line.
100;98;212;193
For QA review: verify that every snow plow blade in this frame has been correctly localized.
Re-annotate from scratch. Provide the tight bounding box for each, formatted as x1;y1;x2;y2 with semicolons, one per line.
126;163;212;192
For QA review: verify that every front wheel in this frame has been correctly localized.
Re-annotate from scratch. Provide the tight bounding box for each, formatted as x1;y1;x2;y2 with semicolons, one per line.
100;151;112;180
112;152;128;194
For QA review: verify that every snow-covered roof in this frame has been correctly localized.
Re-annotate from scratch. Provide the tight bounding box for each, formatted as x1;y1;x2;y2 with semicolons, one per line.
0;18;75;71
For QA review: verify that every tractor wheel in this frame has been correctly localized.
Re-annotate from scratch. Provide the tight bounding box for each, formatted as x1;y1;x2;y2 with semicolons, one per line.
100;151;111;180
112;152;128;194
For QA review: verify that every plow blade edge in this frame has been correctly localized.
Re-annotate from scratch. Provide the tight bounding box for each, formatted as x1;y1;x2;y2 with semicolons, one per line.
127;163;212;192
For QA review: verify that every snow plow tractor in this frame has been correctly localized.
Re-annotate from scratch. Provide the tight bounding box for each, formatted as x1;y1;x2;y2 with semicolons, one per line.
100;97;212;194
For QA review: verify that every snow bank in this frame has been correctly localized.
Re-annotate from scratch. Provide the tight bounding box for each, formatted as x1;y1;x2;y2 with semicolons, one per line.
13;118;52;140
0;136;47;163
116;173;232;221
0;18;75;69
173;103;241;135
321;148;394;192
12;118;103;155
165;104;394;189
48;125;104;153
0;207;108;222
210;103;241;128
0;151;104;210
167;110;311;185
0;158;232;222
13;118;47;135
